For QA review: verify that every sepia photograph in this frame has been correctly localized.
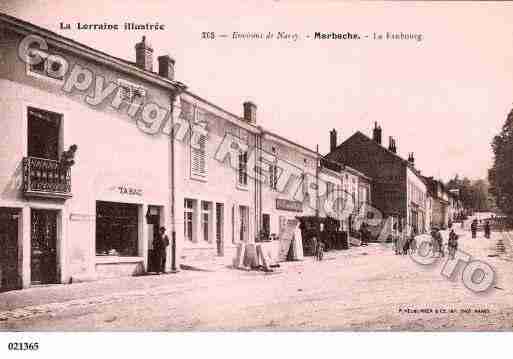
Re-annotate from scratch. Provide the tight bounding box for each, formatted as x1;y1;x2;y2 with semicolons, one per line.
1;0;513;355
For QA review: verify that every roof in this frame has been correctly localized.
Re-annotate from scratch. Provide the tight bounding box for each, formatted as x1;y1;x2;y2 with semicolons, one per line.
326;130;426;183
0;12;185;93
0;12;324;162
260;128;319;158
320;157;372;181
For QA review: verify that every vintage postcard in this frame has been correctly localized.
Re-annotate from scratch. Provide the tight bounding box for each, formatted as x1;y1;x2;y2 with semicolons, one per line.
1;0;513;351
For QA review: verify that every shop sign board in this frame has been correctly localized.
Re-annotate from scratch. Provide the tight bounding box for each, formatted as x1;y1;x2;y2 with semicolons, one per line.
276;198;302;212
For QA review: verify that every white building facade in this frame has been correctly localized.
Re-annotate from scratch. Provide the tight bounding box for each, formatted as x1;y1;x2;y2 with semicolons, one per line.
0;14;352;291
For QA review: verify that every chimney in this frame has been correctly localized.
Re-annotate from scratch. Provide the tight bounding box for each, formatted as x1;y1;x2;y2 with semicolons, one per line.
158;55;175;80
330;129;337;152
372;122;382;145
135;36;153;72
388;136;397;153
243;101;257;124
408;152;415;166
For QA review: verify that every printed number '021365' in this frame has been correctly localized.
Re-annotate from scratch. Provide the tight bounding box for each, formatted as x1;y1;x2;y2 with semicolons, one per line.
8;342;39;351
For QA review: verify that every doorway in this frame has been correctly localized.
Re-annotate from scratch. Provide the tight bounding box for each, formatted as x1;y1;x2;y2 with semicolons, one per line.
31;209;58;285
0;208;20;292
146;206;161;272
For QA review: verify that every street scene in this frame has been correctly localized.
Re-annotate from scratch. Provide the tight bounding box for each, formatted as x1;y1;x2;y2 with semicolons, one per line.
0;216;511;331
1;2;513;339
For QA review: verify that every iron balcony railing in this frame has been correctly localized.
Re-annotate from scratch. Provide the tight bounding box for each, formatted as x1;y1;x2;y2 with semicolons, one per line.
22;156;72;200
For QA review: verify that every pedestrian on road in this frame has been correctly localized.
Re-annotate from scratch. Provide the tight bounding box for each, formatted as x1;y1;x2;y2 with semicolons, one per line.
430;227;438;256
315;240;325;261
310;236;318;257
484;220;491;239
153;226;170;274
437;229;445;257
471;219;478;239
448;229;458;259
392;220;400;255
409;227;417;255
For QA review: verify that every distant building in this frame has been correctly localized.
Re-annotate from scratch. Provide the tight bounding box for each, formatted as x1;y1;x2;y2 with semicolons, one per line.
324;123;428;234
423;177;450;229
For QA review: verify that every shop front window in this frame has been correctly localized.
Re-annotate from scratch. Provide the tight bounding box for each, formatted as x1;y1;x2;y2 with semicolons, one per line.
96;201;139;257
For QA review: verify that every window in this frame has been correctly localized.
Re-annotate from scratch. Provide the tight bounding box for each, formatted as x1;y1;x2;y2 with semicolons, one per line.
216;203;224;243
184;199;194;242
96;202;139;257
117;79;146;104
238;151;248;187
239;206;249;242
201;201;210;242
27;107;61;160
269;163;278;191
191;133;207;178
326;182;334;201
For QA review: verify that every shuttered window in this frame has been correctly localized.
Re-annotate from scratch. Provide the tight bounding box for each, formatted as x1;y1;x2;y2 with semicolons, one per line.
191;134;207;177
269;164;278;191
117;79;146;103
238;151;248;186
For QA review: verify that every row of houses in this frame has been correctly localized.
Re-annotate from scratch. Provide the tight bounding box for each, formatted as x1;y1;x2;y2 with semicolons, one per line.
324;123;464;236
0;14;464;292
0;14;374;291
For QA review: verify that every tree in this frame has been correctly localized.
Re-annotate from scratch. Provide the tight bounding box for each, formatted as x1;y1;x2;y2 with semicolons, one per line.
489;108;513;217
446;175;495;212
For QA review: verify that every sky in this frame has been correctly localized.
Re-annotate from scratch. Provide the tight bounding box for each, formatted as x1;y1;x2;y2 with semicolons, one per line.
2;0;513;182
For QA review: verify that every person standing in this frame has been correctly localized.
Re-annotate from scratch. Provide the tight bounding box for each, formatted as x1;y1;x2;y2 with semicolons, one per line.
484;220;491;239
471;219;478;239
448;229;458;259
409;226;417;255
153;226;170;274
436;229;445;257
360;222;368;246
430;227;439;256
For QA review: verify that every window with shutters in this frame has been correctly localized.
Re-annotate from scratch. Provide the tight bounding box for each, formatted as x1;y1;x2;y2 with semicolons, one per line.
190;133;207;179
117;79;146;104
269;163;278;191
237;151;248;188
326;182;334;201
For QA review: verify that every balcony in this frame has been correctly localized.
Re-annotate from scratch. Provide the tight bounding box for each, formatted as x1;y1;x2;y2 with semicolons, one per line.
22;156;72;200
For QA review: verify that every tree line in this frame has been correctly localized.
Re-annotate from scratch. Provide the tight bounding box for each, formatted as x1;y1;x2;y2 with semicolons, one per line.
446;175;496;213
489;108;513;219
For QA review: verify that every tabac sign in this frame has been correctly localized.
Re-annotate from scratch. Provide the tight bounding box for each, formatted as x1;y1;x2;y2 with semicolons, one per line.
276;198;303;212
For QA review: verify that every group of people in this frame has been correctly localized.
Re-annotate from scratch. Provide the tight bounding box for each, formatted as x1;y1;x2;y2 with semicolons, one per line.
393;225;417;255
470;219;492;239
430;227;459;259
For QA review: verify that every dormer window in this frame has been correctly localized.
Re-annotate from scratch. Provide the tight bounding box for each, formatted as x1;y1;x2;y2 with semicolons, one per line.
117;79;146;104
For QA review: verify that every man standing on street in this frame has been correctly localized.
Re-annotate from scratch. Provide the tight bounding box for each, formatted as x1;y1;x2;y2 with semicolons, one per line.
153;226;170;274
484;220;491;239
471;219;478;239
